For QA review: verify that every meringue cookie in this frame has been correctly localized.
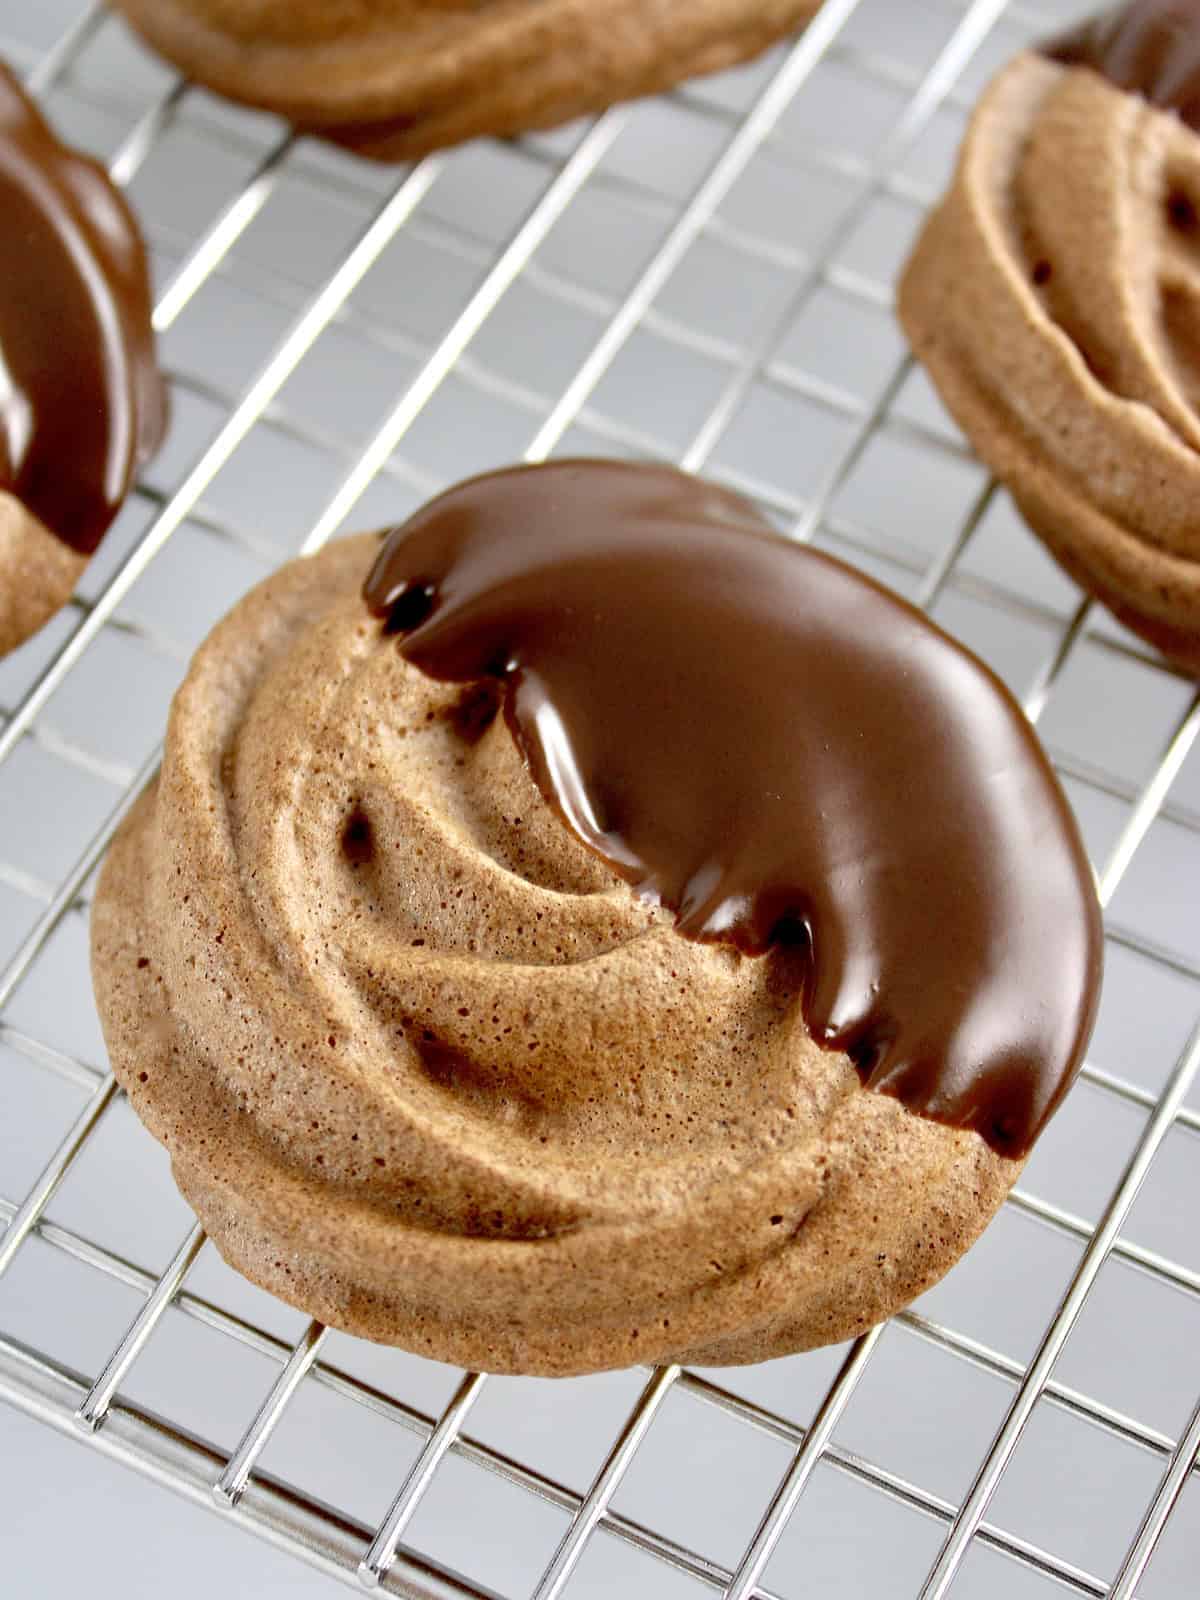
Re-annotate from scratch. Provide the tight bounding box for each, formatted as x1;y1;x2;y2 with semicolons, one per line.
899;44;1200;669
107;0;821;161
0;63;166;658
90;465;1101;1375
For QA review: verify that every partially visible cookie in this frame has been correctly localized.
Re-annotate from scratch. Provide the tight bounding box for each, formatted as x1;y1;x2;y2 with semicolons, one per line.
0;63;166;658
898;1;1200;671
0;497;86;660
108;0;822;160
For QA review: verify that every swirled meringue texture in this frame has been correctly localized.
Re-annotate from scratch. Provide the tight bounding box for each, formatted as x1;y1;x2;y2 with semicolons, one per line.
899;4;1200;671
91;464;1101;1375
0;62;166;658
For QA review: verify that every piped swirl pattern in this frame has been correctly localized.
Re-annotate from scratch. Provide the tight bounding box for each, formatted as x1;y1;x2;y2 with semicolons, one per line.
91;534;1019;1374
899;50;1200;668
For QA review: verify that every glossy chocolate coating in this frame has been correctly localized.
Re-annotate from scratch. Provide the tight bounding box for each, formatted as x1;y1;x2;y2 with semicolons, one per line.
0;62;166;554
1045;0;1200;127
366;461;1103;1156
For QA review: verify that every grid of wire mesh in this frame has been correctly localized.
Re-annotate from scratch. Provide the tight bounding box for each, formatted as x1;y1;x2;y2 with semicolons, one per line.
0;0;1197;1595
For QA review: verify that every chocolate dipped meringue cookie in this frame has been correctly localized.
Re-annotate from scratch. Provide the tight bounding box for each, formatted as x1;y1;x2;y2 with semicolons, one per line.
899;0;1200;672
91;462;1102;1376
107;0;822;161
0;63;166;658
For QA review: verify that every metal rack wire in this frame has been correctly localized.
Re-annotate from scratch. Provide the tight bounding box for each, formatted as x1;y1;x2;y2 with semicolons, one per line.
0;0;1197;1595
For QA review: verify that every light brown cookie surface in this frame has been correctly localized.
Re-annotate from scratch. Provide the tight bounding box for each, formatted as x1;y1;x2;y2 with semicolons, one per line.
899;50;1200;671
0;494;86;660
91;531;1026;1376
108;0;822;159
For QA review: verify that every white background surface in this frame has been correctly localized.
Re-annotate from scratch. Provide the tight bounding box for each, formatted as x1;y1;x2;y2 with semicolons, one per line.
4;1406;338;1597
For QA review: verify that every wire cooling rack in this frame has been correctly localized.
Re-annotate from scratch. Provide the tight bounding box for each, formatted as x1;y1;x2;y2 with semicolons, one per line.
0;0;1198;1595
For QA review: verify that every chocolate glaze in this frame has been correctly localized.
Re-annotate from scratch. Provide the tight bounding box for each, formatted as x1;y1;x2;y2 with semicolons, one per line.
0;62;166;555
366;462;1103;1157
1044;0;1200;128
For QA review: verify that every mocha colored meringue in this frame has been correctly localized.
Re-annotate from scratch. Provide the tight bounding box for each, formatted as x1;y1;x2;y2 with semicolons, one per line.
90;464;1102;1375
899;46;1200;670
0;62;166;658
108;0;821;161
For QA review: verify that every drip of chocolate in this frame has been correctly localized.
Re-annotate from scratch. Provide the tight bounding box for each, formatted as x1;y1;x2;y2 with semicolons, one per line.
1044;0;1200;127
365;462;1103;1157
0;62;166;554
